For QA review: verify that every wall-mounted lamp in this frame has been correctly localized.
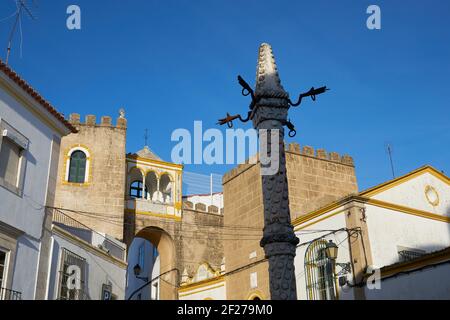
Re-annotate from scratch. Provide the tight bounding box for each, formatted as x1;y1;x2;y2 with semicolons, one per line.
133;264;148;282
325;240;339;260
325;240;352;278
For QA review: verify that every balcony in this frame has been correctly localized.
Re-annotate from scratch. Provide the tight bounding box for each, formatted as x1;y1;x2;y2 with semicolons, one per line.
126;198;176;216
0;288;22;300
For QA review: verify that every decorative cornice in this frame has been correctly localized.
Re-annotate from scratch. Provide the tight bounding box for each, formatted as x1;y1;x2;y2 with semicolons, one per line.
366;198;450;223
126;155;183;170
292;194;450;230
360;165;449;197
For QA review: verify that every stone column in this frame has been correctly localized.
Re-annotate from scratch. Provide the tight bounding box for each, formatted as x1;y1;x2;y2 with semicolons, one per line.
252;43;299;300
142;173;146;200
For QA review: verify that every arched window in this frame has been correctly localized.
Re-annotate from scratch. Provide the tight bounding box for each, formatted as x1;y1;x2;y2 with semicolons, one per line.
130;180;148;199
305;240;337;300
68;151;87;183
159;174;173;204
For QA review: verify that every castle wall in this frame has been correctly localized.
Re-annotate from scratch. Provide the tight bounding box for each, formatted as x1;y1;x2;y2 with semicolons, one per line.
54;114;127;240
222;143;358;300
126;202;224;300
180;204;224;275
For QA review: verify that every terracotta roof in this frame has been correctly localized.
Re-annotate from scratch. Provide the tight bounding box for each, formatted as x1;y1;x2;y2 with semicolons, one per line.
0;60;77;133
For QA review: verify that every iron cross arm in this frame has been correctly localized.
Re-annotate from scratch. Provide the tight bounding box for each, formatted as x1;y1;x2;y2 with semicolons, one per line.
217;76;329;131
289;86;329;107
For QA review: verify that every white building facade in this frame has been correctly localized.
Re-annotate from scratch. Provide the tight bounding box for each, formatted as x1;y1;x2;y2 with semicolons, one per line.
125;238;160;300
0;62;75;300
47;210;127;300
293;166;450;300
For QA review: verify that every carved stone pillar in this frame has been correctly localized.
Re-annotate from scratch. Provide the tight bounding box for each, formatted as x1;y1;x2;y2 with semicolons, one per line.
252;43;299;300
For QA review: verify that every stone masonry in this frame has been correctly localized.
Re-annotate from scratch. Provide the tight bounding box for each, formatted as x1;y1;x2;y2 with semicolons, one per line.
54;113;127;241
222;143;358;300
124;201;224;299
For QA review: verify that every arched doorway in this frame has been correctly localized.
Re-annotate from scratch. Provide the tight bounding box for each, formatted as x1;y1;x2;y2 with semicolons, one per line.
126;227;178;300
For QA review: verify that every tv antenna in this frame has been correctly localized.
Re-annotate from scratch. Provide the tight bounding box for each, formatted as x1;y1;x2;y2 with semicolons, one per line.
385;143;396;179
5;0;36;65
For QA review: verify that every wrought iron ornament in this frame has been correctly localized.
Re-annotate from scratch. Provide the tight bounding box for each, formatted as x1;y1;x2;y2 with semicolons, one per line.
218;43;328;300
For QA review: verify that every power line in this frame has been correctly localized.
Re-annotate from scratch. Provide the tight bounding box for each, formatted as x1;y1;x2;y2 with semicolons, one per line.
49;206;350;238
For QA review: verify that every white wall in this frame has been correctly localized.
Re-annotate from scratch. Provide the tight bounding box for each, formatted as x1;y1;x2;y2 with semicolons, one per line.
365;204;450;268
294;211;354;300
364;262;450;299
10;236;41;300
125;237;160;300
184;193;223;210
47;233;126;300
0;81;64;299
0;88;56;239
371;172;450;216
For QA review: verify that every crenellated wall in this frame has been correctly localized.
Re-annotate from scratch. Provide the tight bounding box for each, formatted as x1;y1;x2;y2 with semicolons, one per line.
222;142;358;300
54;113;127;241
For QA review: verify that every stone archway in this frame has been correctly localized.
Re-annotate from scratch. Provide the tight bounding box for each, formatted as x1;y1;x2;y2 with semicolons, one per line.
131;226;178;300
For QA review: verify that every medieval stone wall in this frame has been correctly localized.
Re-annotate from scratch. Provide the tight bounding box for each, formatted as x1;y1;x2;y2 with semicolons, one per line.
180;203;224;276
126;201;224;299
222;143;358;299
54;113;127;241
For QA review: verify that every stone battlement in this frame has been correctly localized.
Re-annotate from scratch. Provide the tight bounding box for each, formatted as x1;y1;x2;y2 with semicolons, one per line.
286;143;354;166
223;143;354;184
68;113;127;129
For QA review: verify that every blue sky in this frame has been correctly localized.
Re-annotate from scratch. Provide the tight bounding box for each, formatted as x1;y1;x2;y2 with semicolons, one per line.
1;0;449;192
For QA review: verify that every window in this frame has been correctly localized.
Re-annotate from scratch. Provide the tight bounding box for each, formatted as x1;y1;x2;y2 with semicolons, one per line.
152;246;158;263
398;247;426;263
68;151;87;183
138;244;145;270
130;180;148;199
0;137;22;188
0;120;28;195
0;250;7;289
305;240;337;300
58;248;87;300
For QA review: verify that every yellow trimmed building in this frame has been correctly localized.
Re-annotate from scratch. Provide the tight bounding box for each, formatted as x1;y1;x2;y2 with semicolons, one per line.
292;165;450;300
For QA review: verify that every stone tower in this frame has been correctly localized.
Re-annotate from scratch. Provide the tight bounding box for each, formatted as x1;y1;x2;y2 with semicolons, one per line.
123;147;224;300
53;112;127;241
222;144;358;300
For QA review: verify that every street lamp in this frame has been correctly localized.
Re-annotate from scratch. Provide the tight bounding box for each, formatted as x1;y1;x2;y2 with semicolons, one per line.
325;240;339;260
133;264;148;282
325;240;352;283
